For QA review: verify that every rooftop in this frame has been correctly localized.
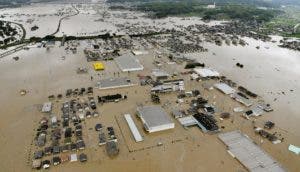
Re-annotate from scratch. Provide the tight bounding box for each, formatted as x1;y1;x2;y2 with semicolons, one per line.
96;77;136;90
218;130;286;172
137;106;174;133
115;54;144;72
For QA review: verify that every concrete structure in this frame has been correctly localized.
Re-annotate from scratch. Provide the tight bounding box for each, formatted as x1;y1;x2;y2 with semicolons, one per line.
124;114;143;142
115;54;144;72
218;130;286;172
97;77;136;90
137;106;174;133
214;83;236;95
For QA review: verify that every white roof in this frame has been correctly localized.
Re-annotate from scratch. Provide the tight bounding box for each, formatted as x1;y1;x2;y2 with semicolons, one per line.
152;69;169;77
131;50;148;55
115;54;144;72
42;102;52;113
70;154;77;162
124;114;143;142
214;83;236;95
177;116;197;127
137;106;174;133
194;68;220;77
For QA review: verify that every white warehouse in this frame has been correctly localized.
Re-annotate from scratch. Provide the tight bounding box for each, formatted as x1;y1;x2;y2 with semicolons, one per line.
137;106;174;133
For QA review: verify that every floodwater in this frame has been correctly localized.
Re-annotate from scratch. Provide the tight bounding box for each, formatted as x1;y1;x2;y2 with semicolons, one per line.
0;2;223;38
190;36;300;137
0;1;300;172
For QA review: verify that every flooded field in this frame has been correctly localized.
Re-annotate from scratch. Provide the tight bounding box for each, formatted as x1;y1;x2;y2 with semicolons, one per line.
0;1;300;172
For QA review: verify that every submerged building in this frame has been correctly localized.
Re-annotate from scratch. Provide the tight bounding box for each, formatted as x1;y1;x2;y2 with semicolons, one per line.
137;106;174;133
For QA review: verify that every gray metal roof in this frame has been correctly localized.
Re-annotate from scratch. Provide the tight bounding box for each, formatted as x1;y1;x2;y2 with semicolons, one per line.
214;83;236;95
115;54;144;72
137;106;174;129
218;130;286;172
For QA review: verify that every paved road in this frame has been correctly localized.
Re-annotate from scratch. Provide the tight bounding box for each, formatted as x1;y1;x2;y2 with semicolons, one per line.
51;4;80;36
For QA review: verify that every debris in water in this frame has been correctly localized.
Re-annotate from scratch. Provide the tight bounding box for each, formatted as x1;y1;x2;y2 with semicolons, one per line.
13;56;19;61
20;89;27;96
288;144;300;155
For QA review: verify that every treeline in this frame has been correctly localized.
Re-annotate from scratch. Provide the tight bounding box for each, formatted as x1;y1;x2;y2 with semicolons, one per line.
108;0;289;7
0;0;58;5
136;2;281;23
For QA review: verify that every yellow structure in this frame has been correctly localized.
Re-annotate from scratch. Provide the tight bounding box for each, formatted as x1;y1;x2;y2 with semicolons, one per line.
93;62;105;71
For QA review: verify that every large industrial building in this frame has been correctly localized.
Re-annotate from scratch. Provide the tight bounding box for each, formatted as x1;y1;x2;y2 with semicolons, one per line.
218;130;286;172
137;106;174;133
115;54;144;72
